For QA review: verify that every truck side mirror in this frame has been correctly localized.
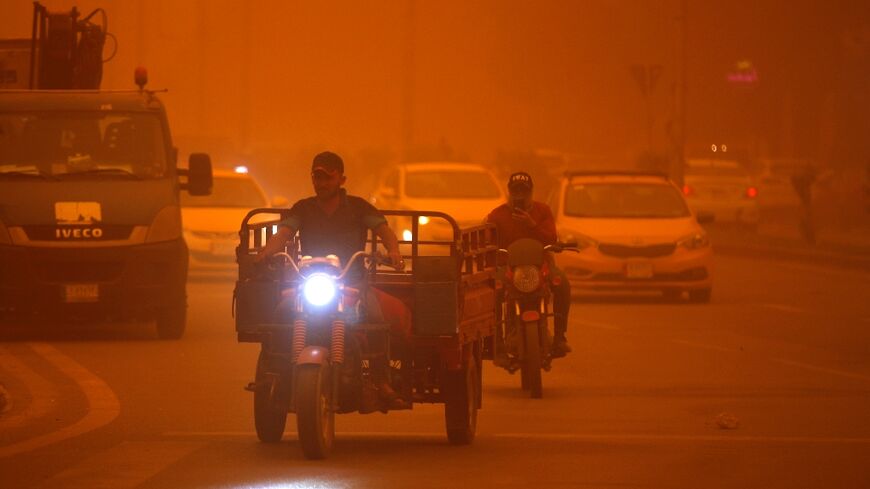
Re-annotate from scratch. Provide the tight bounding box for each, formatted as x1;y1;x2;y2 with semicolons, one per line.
180;153;213;196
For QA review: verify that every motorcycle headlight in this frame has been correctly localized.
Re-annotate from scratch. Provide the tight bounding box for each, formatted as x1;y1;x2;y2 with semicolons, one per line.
302;273;337;306
512;265;541;293
677;232;710;250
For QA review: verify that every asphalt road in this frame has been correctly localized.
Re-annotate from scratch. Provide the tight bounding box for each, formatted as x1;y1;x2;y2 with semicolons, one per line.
1;255;869;488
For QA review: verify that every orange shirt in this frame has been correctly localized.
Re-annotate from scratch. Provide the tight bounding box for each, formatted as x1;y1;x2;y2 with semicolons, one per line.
486;201;557;248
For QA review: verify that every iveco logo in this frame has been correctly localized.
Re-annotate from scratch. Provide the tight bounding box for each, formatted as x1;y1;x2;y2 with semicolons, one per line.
55;228;104;239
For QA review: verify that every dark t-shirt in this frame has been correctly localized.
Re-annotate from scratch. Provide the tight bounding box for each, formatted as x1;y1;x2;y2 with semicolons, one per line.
279;189;387;275
486;201;557;248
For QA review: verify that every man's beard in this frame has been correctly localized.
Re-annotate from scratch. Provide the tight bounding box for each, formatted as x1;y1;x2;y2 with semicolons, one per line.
315;186;339;199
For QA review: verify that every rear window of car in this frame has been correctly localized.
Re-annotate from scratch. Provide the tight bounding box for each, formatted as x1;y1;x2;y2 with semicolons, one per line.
564;182;690;218
405;170;501;199
685;159;749;177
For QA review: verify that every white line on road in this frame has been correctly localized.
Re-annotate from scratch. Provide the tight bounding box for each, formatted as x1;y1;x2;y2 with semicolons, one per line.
576;320;622;331
773;358;870;383
162;431;870;445
761;303;806;314
38;441;204;489
0;346;58;429
669;339;741;354
0;343;121;459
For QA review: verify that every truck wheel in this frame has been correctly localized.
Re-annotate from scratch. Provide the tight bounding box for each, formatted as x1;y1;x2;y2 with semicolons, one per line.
444;356;479;445
254;350;287;443
521;322;543;399
156;305;186;340
689;288;712;303
295;364;334;459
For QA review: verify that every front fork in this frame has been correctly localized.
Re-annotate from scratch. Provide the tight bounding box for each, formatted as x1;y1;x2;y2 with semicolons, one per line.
291;314;347;412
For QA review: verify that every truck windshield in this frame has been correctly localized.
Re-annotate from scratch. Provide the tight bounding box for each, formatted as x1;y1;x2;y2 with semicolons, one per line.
0;112;168;179
564;183;690;218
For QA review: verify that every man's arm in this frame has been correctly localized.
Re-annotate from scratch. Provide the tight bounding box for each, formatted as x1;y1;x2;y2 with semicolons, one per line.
254;225;293;262
373;222;404;270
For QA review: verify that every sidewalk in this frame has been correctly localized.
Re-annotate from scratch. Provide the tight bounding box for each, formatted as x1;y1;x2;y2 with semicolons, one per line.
707;221;870;271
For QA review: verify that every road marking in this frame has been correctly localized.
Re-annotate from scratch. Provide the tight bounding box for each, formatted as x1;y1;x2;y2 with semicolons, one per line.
669;339;741;353
493;432;870;445
0;346;58;429
162;431;870;445
38;441;203;489
761;303;806;314
773;358;870;383
0;343;120;458
576;320;622;331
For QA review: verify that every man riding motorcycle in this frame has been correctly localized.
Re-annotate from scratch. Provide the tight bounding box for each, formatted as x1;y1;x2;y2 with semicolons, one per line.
256;151;410;410
486;172;572;357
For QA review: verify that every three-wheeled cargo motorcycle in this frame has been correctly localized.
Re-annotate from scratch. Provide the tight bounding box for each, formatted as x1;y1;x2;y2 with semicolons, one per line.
232;210;498;459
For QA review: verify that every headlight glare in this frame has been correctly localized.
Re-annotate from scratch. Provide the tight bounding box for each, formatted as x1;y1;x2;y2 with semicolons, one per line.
512;265;541;293
302;273;337;306
678;233;710;250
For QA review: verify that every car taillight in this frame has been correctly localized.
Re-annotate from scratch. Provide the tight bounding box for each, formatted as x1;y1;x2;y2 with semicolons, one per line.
682;184;694;196
746;186;758;198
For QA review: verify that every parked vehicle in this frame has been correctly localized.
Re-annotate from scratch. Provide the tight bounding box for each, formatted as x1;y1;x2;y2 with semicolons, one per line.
549;172;714;302
495;238;578;398
682;158;759;228
233;209;498;459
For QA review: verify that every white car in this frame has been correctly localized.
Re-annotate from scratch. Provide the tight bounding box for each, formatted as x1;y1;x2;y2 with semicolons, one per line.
180;168;287;271
369;162;505;243
550;172;714;302
683;158;759;228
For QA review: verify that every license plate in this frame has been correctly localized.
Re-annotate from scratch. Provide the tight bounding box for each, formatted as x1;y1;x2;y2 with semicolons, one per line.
625;262;654;279
64;284;99;303
210;240;237;256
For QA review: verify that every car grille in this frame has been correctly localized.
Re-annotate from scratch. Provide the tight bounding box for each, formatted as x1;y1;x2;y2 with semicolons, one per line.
598;243;676;258
35;261;125;283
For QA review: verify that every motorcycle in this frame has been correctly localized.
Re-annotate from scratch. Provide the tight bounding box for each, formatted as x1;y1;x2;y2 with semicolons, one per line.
495;238;578;398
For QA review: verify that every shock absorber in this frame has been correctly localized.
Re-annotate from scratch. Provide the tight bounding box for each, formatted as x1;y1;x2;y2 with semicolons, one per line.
331;318;346;365
292;318;307;363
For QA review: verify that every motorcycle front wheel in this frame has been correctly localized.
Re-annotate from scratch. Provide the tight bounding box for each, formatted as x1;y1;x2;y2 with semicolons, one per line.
521;321;543;399
295;364;335;459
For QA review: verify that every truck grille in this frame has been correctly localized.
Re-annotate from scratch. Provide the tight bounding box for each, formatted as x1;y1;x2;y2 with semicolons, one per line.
598;243;676;258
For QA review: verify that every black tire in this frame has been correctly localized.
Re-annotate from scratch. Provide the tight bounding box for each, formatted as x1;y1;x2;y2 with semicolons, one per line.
295;364;334;459
689;288;712;303
521;322;543;399
155;305;186;340
444;355;479;445
254;350;287;443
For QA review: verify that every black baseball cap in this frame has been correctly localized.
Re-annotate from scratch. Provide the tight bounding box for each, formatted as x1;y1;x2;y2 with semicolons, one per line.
311;151;344;175
508;172;533;191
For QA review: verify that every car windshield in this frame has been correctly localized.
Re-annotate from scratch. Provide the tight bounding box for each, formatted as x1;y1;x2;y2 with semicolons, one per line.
0;111;168;179
564;182;690;218
405;170;501;199
180;176;266;208
685;159;749;177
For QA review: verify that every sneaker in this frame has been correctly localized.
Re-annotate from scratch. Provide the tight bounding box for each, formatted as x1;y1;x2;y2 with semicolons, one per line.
551;337;572;357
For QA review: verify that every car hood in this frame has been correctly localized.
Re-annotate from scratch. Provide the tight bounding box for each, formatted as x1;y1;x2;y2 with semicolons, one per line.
181;207;269;233
558;216;702;245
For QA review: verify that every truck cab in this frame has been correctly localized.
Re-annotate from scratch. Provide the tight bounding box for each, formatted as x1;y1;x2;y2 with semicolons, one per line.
0;89;212;338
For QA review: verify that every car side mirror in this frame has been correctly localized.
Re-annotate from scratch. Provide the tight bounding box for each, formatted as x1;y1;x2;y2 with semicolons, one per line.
271;195;290;208
181;153;213;196
696;212;715;224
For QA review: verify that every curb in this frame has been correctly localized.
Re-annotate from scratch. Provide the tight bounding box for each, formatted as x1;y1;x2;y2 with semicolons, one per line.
713;243;870;272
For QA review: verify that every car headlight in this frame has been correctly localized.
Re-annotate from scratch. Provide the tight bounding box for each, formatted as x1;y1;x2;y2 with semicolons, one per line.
559;230;597;250
146;206;182;243
677;232;710;250
302;273;337;306
512;265;541;293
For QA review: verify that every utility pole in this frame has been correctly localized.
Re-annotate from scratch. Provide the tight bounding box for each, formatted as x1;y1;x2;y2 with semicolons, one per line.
675;0;688;186
400;0;416;161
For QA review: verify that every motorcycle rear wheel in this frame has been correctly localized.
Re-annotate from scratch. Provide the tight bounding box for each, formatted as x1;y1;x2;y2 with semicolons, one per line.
254;350;287;443
295;364;335;459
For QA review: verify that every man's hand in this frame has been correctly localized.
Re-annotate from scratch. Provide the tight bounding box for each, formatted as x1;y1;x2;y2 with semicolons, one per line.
388;250;405;271
511;208;537;228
